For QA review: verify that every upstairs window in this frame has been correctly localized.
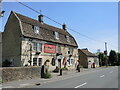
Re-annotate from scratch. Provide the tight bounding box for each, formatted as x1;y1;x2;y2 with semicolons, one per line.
65;35;70;42
39;43;42;52
54;32;59;40
68;47;73;54
33;42;37;51
57;45;61;53
33;26;39;34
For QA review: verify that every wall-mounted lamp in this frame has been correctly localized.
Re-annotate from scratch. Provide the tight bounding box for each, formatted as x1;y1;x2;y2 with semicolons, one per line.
0;10;5;17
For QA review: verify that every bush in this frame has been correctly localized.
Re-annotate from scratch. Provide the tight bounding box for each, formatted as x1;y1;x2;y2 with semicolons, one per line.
44;71;52;79
61;66;68;70
2;59;11;67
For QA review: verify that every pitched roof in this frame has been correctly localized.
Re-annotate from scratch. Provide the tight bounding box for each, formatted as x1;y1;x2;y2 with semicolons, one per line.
12;11;78;47
80;48;97;57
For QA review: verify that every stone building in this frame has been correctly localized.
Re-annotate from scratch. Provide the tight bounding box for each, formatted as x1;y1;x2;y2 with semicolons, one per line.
2;11;78;70
78;48;99;68
0;32;2;67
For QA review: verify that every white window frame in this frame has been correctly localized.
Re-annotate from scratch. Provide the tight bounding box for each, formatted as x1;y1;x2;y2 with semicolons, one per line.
34;26;39;34
38;43;42;52
54;32;59;40
38;58;42;66
33;42;37;51
57;45;61;53
33;58;37;66
68;47;73;54
66;35;70;42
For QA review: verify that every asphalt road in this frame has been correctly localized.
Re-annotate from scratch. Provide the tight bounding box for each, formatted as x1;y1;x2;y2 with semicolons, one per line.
28;66;118;88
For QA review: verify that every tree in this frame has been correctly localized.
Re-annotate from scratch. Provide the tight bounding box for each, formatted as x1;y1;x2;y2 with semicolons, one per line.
98;53;105;66
117;53;120;65
109;50;117;66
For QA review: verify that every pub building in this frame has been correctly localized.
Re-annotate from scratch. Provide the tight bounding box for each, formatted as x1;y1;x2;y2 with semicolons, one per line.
2;11;78;70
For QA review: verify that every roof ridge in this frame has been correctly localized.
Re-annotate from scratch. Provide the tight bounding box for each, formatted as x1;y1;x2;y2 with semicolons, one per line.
9;11;78;47
13;11;69;32
81;49;97;57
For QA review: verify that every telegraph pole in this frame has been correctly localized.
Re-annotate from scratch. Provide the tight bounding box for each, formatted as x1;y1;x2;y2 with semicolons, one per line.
104;42;108;67
105;42;107;52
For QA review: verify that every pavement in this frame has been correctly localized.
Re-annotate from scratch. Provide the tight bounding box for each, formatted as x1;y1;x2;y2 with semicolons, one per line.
1;66;119;88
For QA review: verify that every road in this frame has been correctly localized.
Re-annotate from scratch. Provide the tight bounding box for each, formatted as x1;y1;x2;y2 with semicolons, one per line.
27;66;118;88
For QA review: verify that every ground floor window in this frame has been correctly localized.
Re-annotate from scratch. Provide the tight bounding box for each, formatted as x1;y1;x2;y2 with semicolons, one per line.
33;58;37;66
39;58;42;66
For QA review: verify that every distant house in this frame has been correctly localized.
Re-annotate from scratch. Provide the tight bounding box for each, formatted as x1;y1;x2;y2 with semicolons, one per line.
0;32;2;67
78;48;99;68
2;11;78;70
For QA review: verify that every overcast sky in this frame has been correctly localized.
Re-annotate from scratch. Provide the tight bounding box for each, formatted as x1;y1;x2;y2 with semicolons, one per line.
1;2;118;53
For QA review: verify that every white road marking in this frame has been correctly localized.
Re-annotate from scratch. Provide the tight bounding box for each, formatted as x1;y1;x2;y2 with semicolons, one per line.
20;83;31;87
74;82;87;88
110;71;113;73
2;86;14;88
100;75;105;78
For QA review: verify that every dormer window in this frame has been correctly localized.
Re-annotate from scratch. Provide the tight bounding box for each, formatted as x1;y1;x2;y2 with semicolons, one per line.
65;35;70;42
33;26;39;34
54;32;59;40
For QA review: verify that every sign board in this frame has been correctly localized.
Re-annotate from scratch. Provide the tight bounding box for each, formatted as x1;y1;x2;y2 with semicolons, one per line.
44;44;56;53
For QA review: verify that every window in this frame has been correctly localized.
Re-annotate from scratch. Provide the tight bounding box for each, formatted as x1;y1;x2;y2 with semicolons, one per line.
66;35;70;42
39;43;42;52
10;59;14;67
54;32;59;40
33;58;37;66
69;57;74;66
68;48;73;54
57;45;61;53
38;58;42;66
33;26;39;34
33;42;37;51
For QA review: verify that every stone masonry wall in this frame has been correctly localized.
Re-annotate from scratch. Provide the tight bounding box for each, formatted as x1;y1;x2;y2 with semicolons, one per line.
2;66;41;83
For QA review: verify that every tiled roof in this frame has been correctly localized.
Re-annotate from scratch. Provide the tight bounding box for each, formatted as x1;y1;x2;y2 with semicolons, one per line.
80;48;97;57
12;11;78;47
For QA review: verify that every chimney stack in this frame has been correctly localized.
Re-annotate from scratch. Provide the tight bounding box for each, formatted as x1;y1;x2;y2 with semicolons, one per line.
38;14;44;23
62;24;67;31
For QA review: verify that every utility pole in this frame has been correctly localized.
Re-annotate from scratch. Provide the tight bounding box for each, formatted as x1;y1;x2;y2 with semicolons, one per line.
104;42;108;67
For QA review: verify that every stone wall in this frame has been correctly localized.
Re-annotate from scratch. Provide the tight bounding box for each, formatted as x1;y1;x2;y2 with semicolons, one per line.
2;66;41;82
0;32;2;67
2;11;22;67
21;38;78;70
78;49;88;68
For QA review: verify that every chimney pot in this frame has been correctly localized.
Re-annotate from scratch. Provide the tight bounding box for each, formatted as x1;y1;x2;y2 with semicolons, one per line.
62;24;67;31
38;14;44;23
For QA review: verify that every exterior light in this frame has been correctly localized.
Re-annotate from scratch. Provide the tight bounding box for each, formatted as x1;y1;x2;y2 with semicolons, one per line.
0;11;5;17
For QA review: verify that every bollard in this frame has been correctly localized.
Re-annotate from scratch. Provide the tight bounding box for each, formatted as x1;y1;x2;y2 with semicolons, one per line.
60;69;62;76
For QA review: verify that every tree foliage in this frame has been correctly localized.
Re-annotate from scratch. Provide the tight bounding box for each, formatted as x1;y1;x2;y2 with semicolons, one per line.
109;50;117;66
98;53;105;66
117;53;120;65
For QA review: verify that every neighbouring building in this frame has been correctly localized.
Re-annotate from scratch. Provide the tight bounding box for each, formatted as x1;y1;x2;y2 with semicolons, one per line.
2;11;78;70
78;48;99;68
0;32;2;67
